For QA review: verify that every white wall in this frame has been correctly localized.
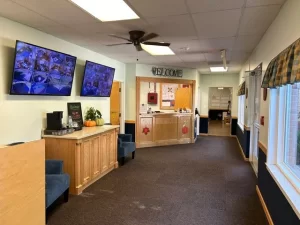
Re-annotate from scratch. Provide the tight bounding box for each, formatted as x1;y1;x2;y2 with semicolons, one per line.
200;74;239;116
125;63;199;120
239;0;300;148
0;17;125;144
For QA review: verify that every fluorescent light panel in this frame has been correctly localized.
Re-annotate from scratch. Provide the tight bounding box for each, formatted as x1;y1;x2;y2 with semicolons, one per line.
218;87;224;90
141;44;175;56
210;67;228;72
70;0;139;22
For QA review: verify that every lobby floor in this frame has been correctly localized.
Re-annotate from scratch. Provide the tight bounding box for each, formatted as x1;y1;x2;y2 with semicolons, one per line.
208;120;231;136
48;136;267;225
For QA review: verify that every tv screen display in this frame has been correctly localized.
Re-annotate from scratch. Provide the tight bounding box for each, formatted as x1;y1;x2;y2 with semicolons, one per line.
10;40;77;96
81;61;115;97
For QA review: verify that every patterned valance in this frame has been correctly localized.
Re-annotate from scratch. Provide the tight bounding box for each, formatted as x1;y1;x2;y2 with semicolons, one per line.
262;38;300;88
237;81;245;96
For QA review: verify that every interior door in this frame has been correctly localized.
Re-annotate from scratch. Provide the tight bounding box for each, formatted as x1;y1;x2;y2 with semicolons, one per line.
250;68;262;175
110;81;120;125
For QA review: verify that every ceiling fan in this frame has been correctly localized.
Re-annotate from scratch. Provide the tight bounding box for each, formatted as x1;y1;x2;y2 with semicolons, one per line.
106;30;170;51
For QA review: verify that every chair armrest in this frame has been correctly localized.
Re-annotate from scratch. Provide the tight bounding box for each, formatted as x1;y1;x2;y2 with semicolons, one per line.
118;134;132;142
46;160;64;174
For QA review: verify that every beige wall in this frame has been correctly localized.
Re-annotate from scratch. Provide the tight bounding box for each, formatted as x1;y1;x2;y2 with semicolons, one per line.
0;16;125;145
239;0;300;148
200;73;239;116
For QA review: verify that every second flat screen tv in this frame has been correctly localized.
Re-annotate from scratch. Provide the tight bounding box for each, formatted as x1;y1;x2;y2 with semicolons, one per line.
81;61;115;97
10;40;77;96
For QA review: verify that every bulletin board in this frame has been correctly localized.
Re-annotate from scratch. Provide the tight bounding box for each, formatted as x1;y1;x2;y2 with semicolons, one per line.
160;83;179;109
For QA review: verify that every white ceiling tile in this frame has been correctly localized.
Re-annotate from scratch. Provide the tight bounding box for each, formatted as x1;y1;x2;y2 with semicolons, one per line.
12;0;99;25
205;51;232;63
106;19;150;33
155;55;183;64
128;0;188;18
233;35;262;51
198;37;236;52
230;51;251;63
187;0;245;13
0;0;59;28
192;9;242;39
238;5;282;35
246;0;286;7
169;39;202;53
67;22;125;34
147;15;197;37
185;61;209;69
178;53;206;63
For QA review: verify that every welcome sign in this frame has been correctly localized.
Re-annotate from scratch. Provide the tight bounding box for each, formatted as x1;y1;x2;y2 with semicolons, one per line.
152;67;183;78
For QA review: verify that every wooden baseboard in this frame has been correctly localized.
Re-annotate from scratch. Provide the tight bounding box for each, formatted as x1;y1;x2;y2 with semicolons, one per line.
256;186;274;225
200;133;209;136
235;137;249;162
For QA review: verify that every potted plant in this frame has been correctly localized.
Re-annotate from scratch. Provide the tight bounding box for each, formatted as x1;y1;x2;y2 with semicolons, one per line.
84;107;97;127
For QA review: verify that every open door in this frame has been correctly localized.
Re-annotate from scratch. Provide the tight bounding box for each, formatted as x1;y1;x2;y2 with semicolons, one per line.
110;81;120;125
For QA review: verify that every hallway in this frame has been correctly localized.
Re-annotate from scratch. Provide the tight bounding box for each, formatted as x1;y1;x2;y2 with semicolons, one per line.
48;136;267;225
208;120;231;136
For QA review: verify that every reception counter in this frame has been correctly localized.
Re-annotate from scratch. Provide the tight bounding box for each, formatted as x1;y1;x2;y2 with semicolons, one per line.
136;113;194;148
42;125;119;195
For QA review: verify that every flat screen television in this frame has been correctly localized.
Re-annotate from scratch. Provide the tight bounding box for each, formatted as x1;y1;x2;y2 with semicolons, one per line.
80;60;115;97
10;40;77;96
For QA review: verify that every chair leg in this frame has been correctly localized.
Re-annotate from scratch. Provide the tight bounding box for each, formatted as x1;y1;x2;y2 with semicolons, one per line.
64;188;69;203
132;151;135;159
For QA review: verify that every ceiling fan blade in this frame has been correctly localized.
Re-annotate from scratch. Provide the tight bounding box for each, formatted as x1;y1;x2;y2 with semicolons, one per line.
106;43;132;46
140;33;158;42
143;42;170;47
135;44;143;51
108;34;131;42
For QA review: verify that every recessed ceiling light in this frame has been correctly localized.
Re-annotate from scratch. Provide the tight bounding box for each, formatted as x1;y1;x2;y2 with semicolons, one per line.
70;0;139;22
218;87;224;90
210;67;228;72
141;44;175;56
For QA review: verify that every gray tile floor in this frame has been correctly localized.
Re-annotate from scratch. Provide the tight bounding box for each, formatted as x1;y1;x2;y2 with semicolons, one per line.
47;136;267;225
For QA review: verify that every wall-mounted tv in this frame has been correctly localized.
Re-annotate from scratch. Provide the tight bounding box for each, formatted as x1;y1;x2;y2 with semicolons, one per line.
10;40;77;96
80;61;115;97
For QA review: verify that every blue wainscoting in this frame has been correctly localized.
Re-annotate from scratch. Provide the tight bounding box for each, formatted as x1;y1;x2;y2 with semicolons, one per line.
258;149;300;224
200;117;208;134
231;118;237;135
236;125;250;158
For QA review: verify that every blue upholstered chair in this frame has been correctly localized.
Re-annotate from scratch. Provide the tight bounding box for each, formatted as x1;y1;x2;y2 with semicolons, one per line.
118;134;136;165
46;160;70;211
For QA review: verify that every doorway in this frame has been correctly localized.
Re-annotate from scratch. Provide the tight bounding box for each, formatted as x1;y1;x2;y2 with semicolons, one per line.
110;81;123;131
249;64;262;175
208;87;232;136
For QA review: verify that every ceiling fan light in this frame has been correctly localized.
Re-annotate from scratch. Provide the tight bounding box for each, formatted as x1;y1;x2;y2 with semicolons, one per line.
141;44;175;55
210;67;228;72
70;0;139;22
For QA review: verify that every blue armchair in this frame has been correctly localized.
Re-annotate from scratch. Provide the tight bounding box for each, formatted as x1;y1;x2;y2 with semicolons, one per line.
118;134;136;166
46;160;70;210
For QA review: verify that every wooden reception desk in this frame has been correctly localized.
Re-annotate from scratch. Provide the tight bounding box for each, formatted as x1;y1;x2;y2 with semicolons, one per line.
136;113;194;148
42;125;119;195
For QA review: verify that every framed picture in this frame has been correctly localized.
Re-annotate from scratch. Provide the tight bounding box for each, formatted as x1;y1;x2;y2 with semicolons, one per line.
67;102;83;127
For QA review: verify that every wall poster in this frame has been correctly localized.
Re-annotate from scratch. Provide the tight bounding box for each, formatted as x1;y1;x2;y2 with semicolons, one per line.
160;83;178;110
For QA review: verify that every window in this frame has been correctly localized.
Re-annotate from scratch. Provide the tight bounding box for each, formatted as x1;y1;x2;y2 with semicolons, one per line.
267;84;300;214
283;83;300;179
238;95;245;130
